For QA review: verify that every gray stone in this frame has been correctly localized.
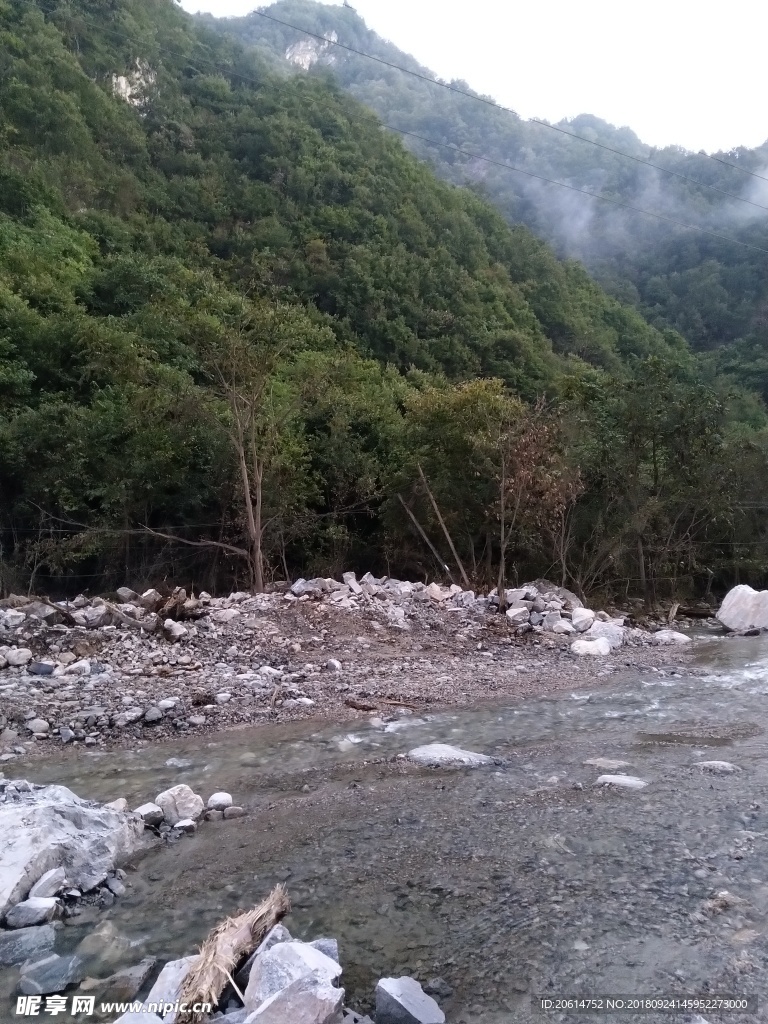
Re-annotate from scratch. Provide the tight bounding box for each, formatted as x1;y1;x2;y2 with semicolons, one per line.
0;924;56;966
143;707;163;723
542;610;562;631
342;1012;375;1024
75;920;132;969
154;784;204;825
116;587;139;603
551;619;576;634
571;608;596;632
717;584;768;631
245;975;344;1024
584;758;633;771
652;628;692;645
95;956;157;1001
375;976;446;1024
142;954;198;1009
695;760;741;774
570;637;611;657
29;868;66;899
505;605;530;626
59;728;75;744
244;940;342;1010
28;662;55;676
309;937;339;963
6;648;33;666
407;744;492;768
595;774;648;790
18;953;84;994
5;897;59;928
106;875;127;896
207;791;233;810
234;924;292;990
134;802;164;827
174;818;197;833
584;619;625;649
325;659;342;672
224;806;246;819
163;619;188;642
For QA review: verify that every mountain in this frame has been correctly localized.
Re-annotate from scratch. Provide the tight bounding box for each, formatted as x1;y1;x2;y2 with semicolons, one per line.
203;0;768;399
0;0;765;600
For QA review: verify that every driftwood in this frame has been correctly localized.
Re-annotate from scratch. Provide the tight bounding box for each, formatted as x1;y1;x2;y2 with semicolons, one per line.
102;601;160;633
176;884;291;1023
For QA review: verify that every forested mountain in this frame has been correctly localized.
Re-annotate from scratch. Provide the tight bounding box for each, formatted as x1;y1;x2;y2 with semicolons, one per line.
204;0;768;400
0;0;766;602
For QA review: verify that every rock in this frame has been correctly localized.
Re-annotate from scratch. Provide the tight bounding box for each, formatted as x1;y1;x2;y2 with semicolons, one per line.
140;589;163;609
0;924;56;966
106;875;127;896
652;629;692;645
571;608;596;632
105;798;128;812
18;953;84;995
407;744;492;768
234;923;292;990
541;610;562;631
584;758;633;771
154;784;205;825
143;954;199;1009
143;707;163;723
212;608;240;623
342;572;362;595
423;978;453;1000
59;728;75;744
244;940;342;1010
28;662;55;676
717;584;768;631
114;1013;163;1024
595;774;648;790
570;637;611;657
505;606;530;626
93;956;157;1001
325;659;342;672
6;648;33;666
27;718;50;736
695;760;742;774
552;619;575;634
309;937;339;963
224;805;246;819
375;976;446;1024
163;619;188;642
116;587;140;602
75;920;132;968
5;896;59;927
134;803;164;827
584;619;625;649
207;791;233;810
205;809;224;821
0;781;147;921
245;975;344;1024
28;868;66;899
216;692;232;704
174;818;197;833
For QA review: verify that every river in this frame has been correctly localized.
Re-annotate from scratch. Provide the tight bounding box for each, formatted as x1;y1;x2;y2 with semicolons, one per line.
5;633;768;1023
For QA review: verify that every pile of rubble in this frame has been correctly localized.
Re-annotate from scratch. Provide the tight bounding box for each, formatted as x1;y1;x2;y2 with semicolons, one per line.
0;575;693;758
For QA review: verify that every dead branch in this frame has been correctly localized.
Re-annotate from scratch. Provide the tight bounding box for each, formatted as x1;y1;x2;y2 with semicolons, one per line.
176;885;291;1023
417;465;471;589
102;601;160;633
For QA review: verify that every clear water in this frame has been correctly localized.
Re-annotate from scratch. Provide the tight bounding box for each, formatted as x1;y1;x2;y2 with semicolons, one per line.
6;635;768;1023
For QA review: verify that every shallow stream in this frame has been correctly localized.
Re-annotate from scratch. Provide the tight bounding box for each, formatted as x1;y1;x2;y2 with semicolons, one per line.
7;635;768;1023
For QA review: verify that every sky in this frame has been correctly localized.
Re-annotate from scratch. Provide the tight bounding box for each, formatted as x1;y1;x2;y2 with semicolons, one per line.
178;0;768;154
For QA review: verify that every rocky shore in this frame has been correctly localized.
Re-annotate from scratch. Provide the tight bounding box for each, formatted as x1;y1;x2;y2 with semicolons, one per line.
0;576;701;762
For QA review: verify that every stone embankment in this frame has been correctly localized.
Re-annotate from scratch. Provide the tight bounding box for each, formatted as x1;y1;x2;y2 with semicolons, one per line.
0;575;699;761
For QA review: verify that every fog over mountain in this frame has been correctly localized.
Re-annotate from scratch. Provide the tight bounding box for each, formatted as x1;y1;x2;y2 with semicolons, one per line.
199;0;768;398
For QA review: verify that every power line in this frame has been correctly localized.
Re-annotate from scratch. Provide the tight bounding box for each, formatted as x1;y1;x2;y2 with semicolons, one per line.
709;155;768;184
253;9;768;215
19;0;768;255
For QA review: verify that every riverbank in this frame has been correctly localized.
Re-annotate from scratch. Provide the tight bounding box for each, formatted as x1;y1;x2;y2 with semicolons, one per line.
0;576;707;763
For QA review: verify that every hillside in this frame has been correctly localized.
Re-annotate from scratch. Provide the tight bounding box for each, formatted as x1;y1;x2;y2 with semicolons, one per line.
0;0;766;601
204;0;768;399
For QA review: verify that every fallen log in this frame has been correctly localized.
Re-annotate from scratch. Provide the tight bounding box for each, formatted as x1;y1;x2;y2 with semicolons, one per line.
176;884;290;1023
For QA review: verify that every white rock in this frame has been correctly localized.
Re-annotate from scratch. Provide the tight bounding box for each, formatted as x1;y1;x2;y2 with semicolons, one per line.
542;610;562;631
717;584;768;631
571;608;596;632
105;798;128;812
63;659;91;676
695;761;742;774
212;608;240;623
407;744;492;768
163;619;188;642
142;955;198;1017
652;629;691;645
6;648;32;667
174;818;196;833
246;974;344;1023
342;572;362;595
5;896;59;928
595;774;648;790
584;619;625;649
584;758;633;770
28;868;66;899
133;803;164;826
505;605;530;626
570;637;611;657
0;782;146;920
139;589;163;609
207;792;233;810
154;784;204;825
552;619;575;634
244;940;342;1010
375;976;446;1024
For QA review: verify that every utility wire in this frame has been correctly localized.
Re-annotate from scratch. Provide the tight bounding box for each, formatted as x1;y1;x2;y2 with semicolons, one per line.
253;9;768;214
20;0;768;255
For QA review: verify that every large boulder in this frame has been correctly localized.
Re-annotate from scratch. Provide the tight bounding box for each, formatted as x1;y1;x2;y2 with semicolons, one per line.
375;976;446;1024
245;975;344;1024
0;781;147;922
652;629;691;645
570;637;611;657
0;924;56;966
571;608;596;632
153;784;204;825
717;585;768;631
583;619;625;650
244;940;341;1011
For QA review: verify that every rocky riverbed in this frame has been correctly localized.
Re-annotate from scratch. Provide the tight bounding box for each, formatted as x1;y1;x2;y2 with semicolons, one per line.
0;576;700;763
